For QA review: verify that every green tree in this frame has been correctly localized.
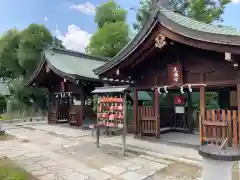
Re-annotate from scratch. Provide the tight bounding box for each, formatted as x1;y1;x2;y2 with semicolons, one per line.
134;0;231;31
87;0;130;57
18;24;53;75
0;24;54;111
0;29;24;78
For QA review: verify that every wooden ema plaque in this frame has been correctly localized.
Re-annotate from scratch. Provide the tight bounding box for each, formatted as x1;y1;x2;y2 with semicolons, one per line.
167;64;183;86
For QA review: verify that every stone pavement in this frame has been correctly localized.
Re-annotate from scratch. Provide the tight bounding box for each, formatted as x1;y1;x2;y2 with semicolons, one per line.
0;125;203;180
19;124;202;163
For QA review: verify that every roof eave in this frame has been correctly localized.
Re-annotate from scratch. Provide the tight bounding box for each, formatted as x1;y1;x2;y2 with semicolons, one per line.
157;10;240;48
93;11;159;76
27;52;46;86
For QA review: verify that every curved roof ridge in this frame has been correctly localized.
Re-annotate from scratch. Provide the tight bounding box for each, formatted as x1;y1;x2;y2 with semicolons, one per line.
157;5;240;45
158;5;240;36
48;47;110;62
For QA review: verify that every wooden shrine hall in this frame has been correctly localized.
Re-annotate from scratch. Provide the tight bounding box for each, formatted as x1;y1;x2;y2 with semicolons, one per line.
28;47;109;126
93;1;240;147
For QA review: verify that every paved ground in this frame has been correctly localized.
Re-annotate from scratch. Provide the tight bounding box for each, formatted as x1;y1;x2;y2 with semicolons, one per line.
0;123;204;180
19;124;202;162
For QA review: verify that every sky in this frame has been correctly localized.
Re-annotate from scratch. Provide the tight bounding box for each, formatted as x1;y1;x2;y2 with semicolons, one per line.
0;0;240;52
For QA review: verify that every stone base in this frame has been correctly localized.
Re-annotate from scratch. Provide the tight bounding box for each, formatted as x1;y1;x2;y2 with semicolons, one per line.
202;156;235;180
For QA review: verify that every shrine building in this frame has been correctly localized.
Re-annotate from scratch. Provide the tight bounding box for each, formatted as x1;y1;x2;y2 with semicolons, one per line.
93;1;240;147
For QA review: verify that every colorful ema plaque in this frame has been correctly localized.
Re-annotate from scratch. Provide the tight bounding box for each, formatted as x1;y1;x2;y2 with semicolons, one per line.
167;64;183;85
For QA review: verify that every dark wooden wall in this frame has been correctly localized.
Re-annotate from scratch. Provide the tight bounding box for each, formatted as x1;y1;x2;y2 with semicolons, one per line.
132;44;239;88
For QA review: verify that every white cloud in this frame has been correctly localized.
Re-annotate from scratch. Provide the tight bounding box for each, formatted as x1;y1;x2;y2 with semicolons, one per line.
44;16;48;21
232;0;240;4
55;24;91;52
70;2;96;15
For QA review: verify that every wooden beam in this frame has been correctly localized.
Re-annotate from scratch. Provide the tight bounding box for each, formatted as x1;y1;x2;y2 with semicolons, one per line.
129;44;156;68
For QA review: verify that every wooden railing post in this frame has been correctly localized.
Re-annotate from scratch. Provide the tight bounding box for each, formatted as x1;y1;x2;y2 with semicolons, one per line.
233;110;238;148
227;110;232;147
199;115;203;145
237;84;240;147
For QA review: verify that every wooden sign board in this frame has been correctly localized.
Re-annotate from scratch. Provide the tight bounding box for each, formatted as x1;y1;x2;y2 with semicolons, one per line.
168;64;183;86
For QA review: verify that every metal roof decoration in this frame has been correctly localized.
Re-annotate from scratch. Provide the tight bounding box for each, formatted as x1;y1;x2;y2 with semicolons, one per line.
28;47;109;85
93;2;240;75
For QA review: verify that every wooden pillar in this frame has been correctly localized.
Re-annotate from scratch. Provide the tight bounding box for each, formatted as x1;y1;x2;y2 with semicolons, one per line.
187;91;194;133
48;92;51;124
79;86;85;127
154;87;160;138
237;84;240;146
200;73;206;144
133;88;138;135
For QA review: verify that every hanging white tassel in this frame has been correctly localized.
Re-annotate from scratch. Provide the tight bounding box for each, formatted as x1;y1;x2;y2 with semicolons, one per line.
188;84;192;92
157;87;162;94
180;86;184;94
164;86;168;94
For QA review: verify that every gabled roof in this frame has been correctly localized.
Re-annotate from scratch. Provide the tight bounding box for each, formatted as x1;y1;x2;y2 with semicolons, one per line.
28;47;109;85
94;5;240;75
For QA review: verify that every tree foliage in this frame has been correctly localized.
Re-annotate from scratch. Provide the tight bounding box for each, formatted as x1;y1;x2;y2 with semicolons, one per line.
87;0;130;57
18;24;53;75
87;22;129;57
0;29;23;78
94;0;127;28
0;24;62;111
134;0;231;31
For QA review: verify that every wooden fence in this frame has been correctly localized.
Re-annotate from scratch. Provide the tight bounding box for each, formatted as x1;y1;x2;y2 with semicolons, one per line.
138;106;157;136
200;109;240;148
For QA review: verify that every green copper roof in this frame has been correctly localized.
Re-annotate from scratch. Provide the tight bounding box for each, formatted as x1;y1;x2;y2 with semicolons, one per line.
45;48;107;80
0;81;10;96
29;47;109;85
159;7;240;36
